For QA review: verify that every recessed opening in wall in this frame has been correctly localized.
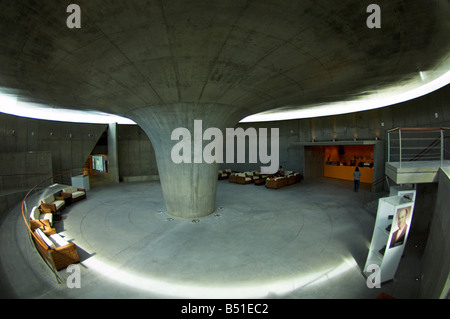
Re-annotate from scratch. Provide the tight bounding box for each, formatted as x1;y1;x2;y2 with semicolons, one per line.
82;128;111;186
304;144;374;184
324;145;374;184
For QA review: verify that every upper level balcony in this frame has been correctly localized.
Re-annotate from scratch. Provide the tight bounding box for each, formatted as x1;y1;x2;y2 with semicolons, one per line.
385;127;450;184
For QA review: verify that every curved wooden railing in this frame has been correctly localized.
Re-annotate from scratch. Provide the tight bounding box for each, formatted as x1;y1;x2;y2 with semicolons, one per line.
20;171;72;281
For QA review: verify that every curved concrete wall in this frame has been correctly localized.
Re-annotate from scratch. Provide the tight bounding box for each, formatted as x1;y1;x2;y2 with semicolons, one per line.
0;84;449;294
420;168;450;298
0;113;107;171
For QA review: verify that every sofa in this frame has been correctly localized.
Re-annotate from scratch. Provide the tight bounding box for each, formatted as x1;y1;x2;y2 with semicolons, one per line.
32;227;80;271
265;176;288;189
265;171;303;189
29;205;53;228
236;172;254;184
218;170;229;180
229;173;238;183
61;186;87;203
40;194;66;213
287;172;303;184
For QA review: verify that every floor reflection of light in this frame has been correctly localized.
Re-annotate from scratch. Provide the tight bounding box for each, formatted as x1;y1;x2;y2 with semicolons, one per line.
81;256;358;298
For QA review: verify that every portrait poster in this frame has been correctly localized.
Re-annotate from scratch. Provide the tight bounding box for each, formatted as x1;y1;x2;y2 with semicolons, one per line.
389;205;413;249
92;155;104;172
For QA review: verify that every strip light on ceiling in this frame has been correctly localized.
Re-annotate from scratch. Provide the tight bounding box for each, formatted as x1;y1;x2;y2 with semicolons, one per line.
240;70;450;123
0;93;135;124
0;70;448;124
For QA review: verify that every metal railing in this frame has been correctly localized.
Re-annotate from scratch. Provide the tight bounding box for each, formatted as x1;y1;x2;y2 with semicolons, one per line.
387;127;450;167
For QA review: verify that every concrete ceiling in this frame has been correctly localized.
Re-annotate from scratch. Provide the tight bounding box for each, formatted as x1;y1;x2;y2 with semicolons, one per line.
0;0;449;122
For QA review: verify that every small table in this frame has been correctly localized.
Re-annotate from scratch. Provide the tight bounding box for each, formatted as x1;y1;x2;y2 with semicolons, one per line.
254;179;266;186
62;195;72;206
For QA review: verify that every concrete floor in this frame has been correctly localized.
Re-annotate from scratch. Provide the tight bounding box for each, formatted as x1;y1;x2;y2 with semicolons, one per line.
0;177;424;299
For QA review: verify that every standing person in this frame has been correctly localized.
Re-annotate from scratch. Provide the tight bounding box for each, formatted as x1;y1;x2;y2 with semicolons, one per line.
353;167;361;192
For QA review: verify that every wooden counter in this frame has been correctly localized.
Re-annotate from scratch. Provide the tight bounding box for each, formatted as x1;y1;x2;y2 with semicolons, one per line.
324;165;373;184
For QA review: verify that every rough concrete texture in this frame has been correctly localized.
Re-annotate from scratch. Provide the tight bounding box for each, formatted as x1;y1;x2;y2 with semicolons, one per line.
1;1;449;114
1;1;449;217
0;151;52;191
129;103;246;217
420;168;450;298
0;178;425;299
0;113;107;171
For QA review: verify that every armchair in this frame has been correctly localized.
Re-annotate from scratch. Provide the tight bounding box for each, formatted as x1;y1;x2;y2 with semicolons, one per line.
40;194;66;213
33;228;80;271
61;186;87;203
29;205;53;227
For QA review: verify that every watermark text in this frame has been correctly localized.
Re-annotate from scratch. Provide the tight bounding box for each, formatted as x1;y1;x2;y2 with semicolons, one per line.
171;120;279;174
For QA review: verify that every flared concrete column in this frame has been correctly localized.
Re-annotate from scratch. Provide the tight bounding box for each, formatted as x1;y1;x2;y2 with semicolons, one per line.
127;104;247;219
107;122;120;183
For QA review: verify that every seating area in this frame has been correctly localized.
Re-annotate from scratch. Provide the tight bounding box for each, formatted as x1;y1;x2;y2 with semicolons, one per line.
32;223;80;271
265;171;302;189
228;171;265;184
28;204;80;270
29;205;54;228
225;168;303;189
218;169;232;180
61;186;87;203
39;193;66;214
265;176;288;189
26;185;87;271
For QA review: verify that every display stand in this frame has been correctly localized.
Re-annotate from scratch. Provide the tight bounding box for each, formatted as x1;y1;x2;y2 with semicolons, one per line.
71;174;90;191
389;185;416;202
364;189;416;284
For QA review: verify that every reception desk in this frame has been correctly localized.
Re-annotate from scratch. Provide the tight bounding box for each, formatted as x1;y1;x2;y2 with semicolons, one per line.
324;164;373;184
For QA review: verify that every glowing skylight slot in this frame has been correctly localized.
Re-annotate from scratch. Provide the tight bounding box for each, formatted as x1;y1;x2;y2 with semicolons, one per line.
0;91;135;124
241;70;450;123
